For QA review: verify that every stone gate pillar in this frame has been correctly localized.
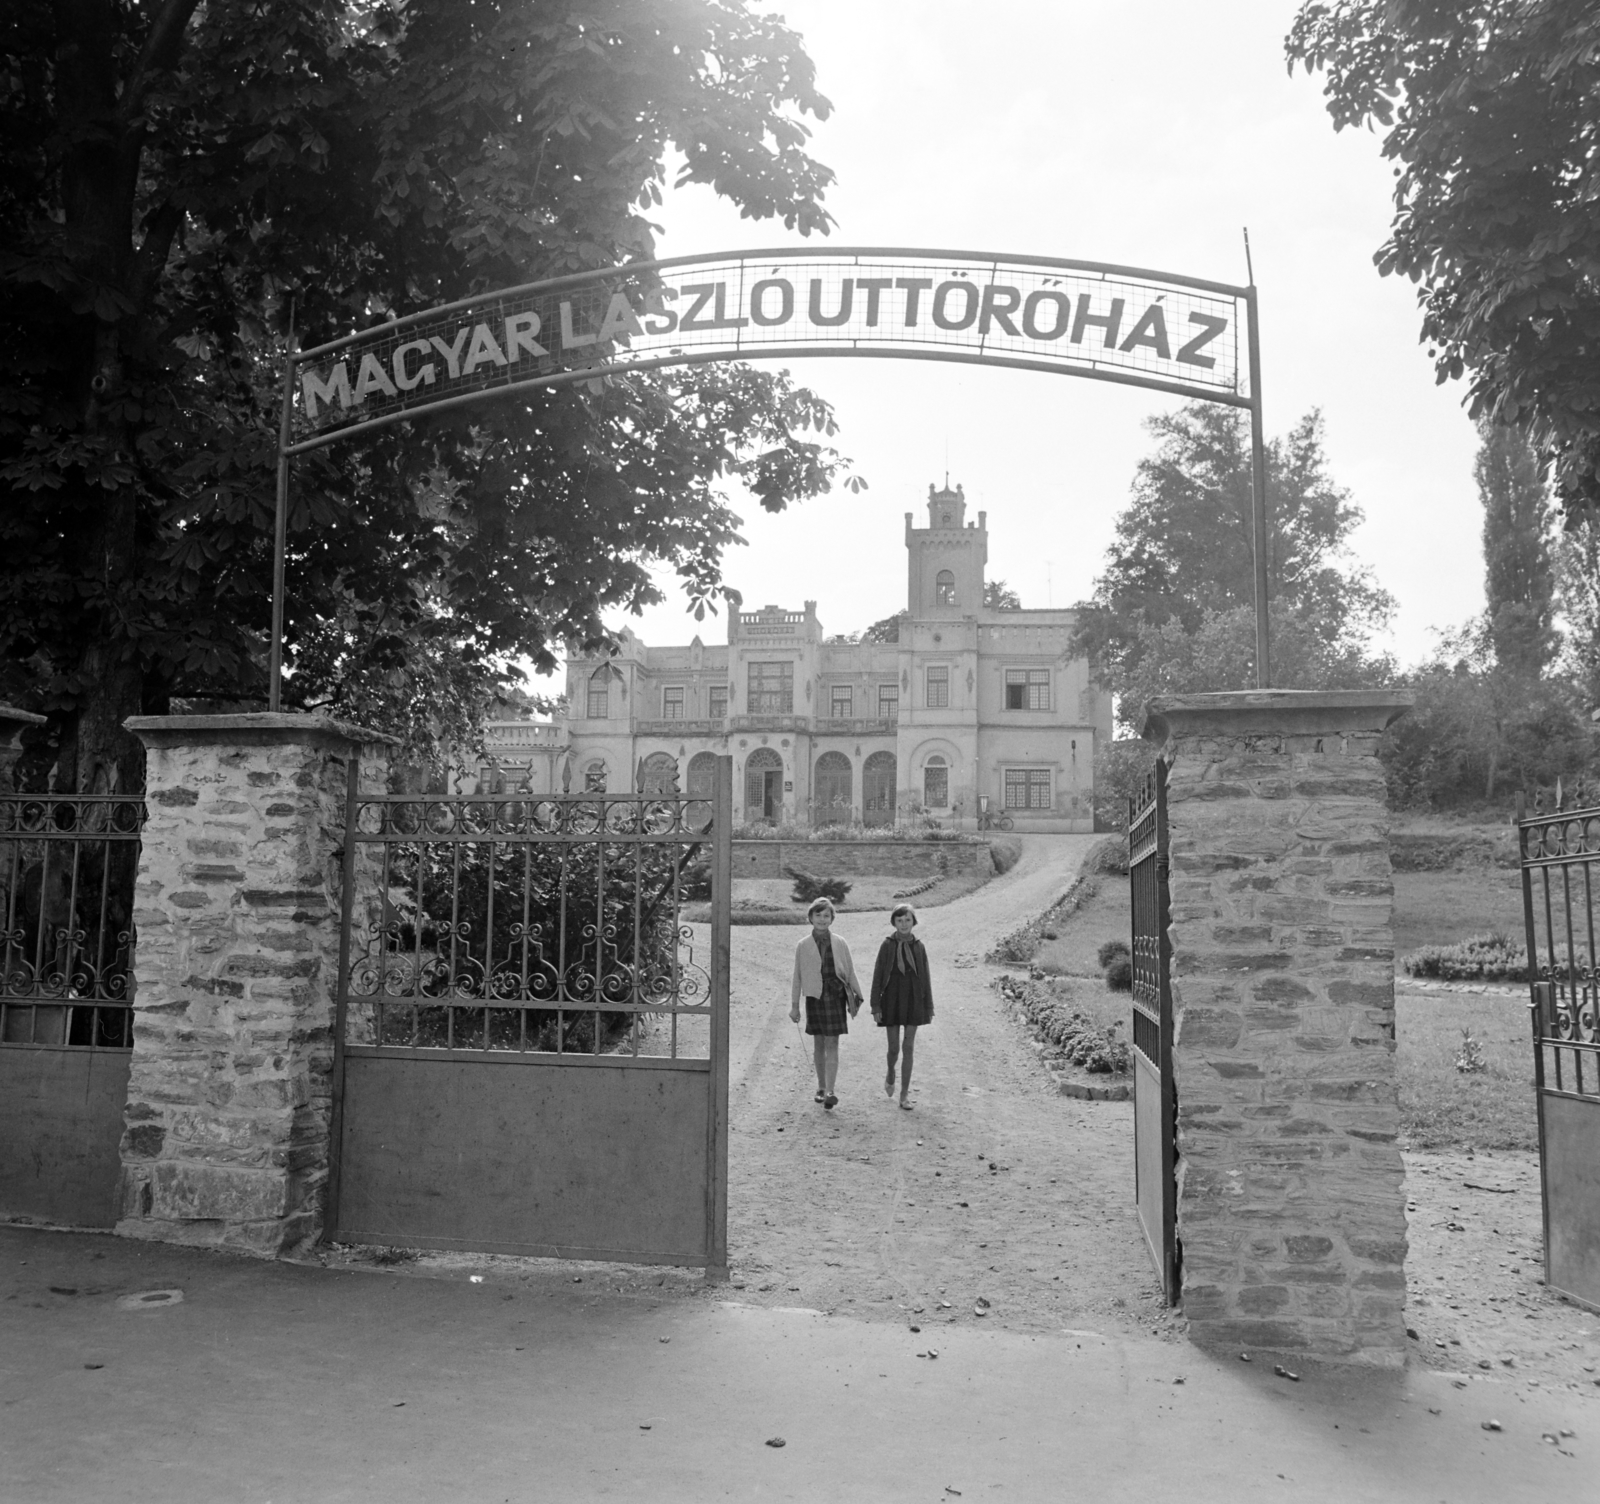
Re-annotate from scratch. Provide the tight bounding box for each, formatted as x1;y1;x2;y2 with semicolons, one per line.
116;714;390;1256
1142;690;1414;1366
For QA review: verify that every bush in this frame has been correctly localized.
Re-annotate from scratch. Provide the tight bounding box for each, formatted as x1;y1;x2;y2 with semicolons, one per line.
988;837;1023;874
679;851;713;902
1402;932;1528;982
1096;938;1131;969
786;867;852;906
995;975;1130;1074
1104;956;1133;992
1082;834;1130;876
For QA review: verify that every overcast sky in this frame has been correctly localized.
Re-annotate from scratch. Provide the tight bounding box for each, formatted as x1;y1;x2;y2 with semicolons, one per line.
592;1;1482;673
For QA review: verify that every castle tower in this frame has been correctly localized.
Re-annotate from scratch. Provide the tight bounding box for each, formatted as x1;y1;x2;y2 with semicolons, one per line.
905;480;987;618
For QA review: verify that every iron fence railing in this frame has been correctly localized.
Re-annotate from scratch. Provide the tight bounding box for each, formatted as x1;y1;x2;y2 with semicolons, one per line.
0;794;145;1050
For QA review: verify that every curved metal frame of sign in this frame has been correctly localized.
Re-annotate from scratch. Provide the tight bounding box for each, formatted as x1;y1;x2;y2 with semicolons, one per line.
269;245;1271;702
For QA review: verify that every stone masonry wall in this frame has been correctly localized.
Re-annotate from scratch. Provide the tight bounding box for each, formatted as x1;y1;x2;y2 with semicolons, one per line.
733;840;990;881
1148;691;1413;1366
116;716;387;1257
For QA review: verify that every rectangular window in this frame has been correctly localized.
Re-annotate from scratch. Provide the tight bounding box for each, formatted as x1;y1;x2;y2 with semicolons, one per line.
747;660;794;714
925;665;949;709
831;684;853;718
878;684;899;719
1005;667;1052;711
709;684;728;719
586;680;608;719
924;763;949;808
662;686;684;719
1004;768;1053;810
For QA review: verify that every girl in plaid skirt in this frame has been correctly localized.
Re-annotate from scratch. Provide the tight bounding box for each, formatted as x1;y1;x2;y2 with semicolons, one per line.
789;898;863;1109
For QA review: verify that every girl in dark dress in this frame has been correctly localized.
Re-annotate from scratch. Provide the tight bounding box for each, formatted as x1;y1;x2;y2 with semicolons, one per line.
869;902;933;1110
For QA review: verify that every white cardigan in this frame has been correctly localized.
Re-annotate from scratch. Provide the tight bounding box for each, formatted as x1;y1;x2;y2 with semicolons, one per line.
791;931;863;1008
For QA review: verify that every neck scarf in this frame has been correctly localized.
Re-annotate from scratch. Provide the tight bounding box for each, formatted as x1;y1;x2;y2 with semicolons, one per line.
893;934;918;976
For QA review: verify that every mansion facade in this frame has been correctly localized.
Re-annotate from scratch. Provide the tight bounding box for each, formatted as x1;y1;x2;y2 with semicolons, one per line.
482;483;1112;832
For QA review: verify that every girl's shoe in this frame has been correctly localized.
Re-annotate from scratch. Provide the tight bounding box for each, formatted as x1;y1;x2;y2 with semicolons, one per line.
898;1097;913;1111
824;1094;838;1110
814;1089;826;1103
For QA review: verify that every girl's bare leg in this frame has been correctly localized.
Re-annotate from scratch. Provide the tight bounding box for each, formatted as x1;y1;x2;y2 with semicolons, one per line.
823;1035;840;1095
885;1025;901;1095
813;1035;827;1093
899;1024;919;1101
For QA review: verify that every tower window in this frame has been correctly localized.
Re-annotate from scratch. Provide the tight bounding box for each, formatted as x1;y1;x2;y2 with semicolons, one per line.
925;665;949;708
924;756;949;809
747;660;794;713
935;570;957;606
586;666;610;719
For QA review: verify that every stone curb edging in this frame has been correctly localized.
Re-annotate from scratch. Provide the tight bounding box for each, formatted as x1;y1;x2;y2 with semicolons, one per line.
1397;978;1528;998
1055;1078;1130;1102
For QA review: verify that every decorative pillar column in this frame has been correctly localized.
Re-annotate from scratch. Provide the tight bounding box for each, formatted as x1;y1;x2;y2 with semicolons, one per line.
117;714;390;1256
0;704;45;790
1143;690;1414;1365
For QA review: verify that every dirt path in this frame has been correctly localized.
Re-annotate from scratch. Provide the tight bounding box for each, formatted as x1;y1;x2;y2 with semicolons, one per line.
718;834;1179;1343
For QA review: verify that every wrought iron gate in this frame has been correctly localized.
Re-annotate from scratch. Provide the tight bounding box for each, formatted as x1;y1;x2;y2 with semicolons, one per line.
1130;761;1177;1303
329;757;732;1270
0;792;143;1227
1518;788;1600;1312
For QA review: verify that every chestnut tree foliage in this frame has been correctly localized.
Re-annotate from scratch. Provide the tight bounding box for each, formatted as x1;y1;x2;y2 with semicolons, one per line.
1;0;852;790
1288;1;1600;520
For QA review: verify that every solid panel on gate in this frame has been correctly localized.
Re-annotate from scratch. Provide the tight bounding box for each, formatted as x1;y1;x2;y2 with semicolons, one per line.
1542;1092;1600;1311
336;1054;711;1263
1133;1051;1165;1279
0;1047;130;1228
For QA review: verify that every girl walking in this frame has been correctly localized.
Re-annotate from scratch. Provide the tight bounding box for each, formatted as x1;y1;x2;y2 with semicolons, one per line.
790;898;863;1109
870;902;934;1110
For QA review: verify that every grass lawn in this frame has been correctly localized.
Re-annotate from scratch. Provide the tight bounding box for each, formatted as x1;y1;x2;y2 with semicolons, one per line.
1392;868;1526;959
1030;876;1131;979
1395;990;1536;1151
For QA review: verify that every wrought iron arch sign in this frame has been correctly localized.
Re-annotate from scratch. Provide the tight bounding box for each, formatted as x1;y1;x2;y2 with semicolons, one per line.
269;245;1272;704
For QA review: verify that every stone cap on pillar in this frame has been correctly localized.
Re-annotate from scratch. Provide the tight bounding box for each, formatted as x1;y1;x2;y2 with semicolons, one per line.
1141;688;1414;745
124;711;401;750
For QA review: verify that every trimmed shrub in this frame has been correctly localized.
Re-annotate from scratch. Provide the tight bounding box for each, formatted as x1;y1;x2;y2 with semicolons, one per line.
786;868;852;906
1082;835;1130;877
1402;933;1528;982
1104;956;1133;992
1096;938;1131;969
988;837;1023;875
986;878;1094;964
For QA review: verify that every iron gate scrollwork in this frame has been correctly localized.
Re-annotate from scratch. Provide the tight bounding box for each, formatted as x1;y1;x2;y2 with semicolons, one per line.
1518;785;1600;1312
329;759;732;1269
1130;760;1177;1304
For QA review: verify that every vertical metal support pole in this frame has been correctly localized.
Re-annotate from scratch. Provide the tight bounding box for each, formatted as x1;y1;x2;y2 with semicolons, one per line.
325;751;362;1243
705;754;733;1278
1246;284;1271;689
269;316;296;713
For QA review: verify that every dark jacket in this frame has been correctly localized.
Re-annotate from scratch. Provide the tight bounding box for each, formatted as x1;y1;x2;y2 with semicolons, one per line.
869;934;933;1021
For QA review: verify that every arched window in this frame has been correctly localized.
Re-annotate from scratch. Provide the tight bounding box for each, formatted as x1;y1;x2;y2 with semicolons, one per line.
813;752;853;826
923;754;949;810
862;751;897;828
586;665;610;719
935;570;957;606
583;759;607;793
639;751;678;796
686;751;719;799
744;747;783;823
